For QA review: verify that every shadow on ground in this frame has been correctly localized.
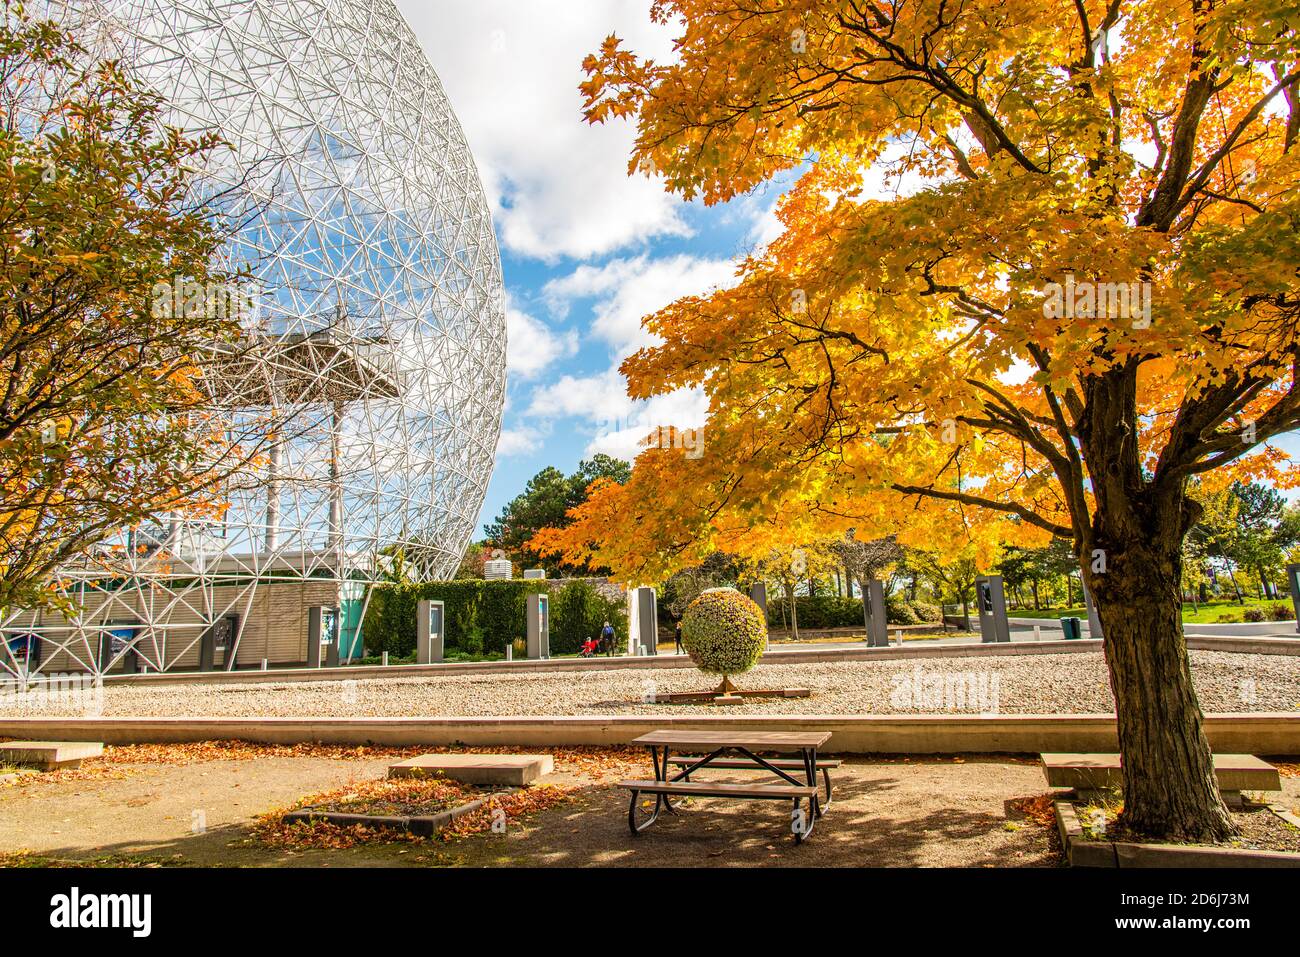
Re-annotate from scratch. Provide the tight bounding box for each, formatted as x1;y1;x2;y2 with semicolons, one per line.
0;754;1071;867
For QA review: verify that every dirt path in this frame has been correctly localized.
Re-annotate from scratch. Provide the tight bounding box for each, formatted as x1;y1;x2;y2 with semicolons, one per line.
0;751;1075;867
0;756;408;866
447;758;1060;867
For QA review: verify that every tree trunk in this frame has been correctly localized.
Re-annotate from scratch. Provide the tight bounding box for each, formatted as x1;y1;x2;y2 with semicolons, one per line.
1257;565;1274;600
784;580;799;641
1220;555;1244;602
1077;365;1235;843
1085;534;1236;842
858;575;870;634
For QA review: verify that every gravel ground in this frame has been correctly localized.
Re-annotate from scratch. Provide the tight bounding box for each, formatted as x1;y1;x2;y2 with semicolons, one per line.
3;649;1299;717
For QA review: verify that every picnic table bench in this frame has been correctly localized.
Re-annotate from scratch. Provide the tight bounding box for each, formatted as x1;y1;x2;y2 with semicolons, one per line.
619;730;834;843
665;755;840;805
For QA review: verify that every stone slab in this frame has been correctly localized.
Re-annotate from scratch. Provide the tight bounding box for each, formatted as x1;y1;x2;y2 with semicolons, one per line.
387;752;553;786
0;740;103;769
1042;752;1281;792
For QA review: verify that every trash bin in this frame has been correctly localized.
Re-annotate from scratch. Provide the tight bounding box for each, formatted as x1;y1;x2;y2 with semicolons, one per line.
1060;617;1082;640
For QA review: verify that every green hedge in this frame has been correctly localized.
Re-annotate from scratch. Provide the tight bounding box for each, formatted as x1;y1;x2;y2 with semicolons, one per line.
549;581;627;655
362;579;626;657
766;593;939;629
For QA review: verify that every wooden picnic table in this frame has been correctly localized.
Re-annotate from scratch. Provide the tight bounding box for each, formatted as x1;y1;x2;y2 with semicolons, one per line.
619;730;834;843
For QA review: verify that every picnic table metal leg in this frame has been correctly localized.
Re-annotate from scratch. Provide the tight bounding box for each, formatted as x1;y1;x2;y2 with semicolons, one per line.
649;745;685;813
802;748;824;819
792;796;815;843
661;747;685;813
627;788;662;835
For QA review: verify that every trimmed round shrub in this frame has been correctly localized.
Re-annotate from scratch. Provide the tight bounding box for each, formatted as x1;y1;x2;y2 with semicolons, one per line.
682;588;768;677
1243;606;1266;622
1269;603;1293;622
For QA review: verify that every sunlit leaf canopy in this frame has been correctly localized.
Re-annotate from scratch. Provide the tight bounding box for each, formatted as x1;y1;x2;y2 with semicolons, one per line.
533;0;1300;583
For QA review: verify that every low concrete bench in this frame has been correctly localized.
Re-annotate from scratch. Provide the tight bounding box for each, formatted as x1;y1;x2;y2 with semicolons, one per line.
0;740;103;770
667;755;840;805
387;753;553;786
1042;752;1281;802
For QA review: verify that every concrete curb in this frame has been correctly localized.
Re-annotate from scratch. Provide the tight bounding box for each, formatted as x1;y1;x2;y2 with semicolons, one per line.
1185;635;1300;655
1184;620;1299;637
282;796;486;837
1053;800;1118;867
2;712;1298;754
1054;800;1300;867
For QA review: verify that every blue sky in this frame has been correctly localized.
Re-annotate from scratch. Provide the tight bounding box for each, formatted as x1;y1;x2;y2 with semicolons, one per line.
396;0;786;534
395;1;1300;536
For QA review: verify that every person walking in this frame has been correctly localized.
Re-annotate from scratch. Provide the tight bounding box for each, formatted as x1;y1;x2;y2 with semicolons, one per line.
600;620;616;657
674;619;683;654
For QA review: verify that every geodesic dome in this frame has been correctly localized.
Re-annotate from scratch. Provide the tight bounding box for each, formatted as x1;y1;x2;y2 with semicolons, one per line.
2;0;505;677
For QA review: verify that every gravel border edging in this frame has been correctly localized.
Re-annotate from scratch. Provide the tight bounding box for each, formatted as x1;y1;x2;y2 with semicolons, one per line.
281;796;487;837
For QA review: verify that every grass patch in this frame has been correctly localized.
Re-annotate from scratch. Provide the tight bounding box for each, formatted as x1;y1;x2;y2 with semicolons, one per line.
1009;599;1293;625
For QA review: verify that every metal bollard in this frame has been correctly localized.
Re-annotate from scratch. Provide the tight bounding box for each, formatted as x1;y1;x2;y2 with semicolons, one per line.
382;651;389;667
261;658;268;671
505;645;512;662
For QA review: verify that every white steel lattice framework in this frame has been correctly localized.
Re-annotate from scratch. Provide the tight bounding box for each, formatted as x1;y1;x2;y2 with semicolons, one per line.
3;0;506;678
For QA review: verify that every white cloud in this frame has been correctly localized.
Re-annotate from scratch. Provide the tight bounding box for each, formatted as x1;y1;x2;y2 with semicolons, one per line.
496;425;544;457
396;0;689;261
506;306;578;380
517;252;735;461
525;367;708;460
586;388;710;459
526;367;631;421
543;254;737;354
746;196;784;249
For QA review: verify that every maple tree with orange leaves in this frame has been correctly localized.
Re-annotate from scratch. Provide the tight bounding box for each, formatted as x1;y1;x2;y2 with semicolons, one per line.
532;0;1300;842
